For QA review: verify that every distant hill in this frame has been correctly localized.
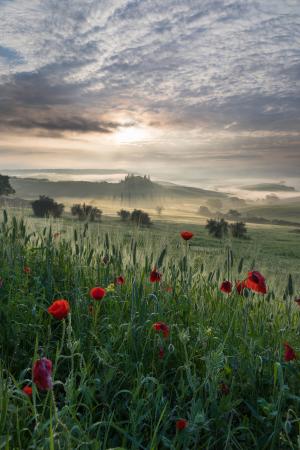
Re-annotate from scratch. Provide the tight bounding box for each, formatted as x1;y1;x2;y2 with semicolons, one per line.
242;183;296;192
10;174;227;201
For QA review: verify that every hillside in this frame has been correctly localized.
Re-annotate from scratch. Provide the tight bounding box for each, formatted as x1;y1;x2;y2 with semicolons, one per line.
242;183;296;192
10;174;227;201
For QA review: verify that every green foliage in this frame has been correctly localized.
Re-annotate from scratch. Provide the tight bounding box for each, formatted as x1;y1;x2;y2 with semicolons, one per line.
71;203;102;222
205;218;228;238
117;209;131;221
130;209;152;227
0;212;300;449
31;195;64;218
229;221;248;238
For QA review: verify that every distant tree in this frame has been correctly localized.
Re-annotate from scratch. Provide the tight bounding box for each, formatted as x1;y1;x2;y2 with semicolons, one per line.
207;198;223;209
227;209;241;219
71;203;102;222
205;218;228;238
131;209;152;227
230;221;247;239
156;206;164;215
117;209;131;221
32;196;64;218
198;206;212;217
0;174;15;196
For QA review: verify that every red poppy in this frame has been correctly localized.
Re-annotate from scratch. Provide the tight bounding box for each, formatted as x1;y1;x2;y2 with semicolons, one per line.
152;321;170;338
284;342;297;362
22;385;33;396
245;271;267;294
23;266;31;274
220;281;232;294
150;268;162;283
33;357;53;391
236;280;247;295
180;231;194;241
220;382;230;396
90;287;106;300
47;299;70;320
159;347;165;359
115;276;125;285
176;419;188;431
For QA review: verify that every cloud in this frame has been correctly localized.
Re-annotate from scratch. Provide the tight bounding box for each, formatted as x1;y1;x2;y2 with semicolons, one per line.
0;0;299;178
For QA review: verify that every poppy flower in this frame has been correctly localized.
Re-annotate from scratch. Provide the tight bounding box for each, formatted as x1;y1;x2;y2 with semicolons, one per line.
115;276;125;285
33;357;53;391
220;382;230;396
180;231;194;241
176;419;188;431
23;266;31;274
152;321;170;338
284;342;297;362
47;299;70;320
22;385;33;396
159;347;165;359
245;271;267;294
90;287;106;300
150;268;162;283
220;281;232;294
236;280;247;295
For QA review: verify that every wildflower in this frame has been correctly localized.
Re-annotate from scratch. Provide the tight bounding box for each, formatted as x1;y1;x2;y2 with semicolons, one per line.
152;321;170;338
106;283;115;293
220;382;230;396
284;342;297;362
165;286;173;293
176;418;188;431
23;266;31;275
220;280;232;294
47;299;70;320
150;268;162;283
245;271;267;294
180;231;194;241
33;357;53;391
90;287;106;300
159;347;165;359
115;275;125;285
22;385;33;396
236;280;247;295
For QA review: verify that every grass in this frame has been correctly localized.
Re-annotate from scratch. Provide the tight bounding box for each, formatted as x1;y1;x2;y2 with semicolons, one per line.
0;209;300;449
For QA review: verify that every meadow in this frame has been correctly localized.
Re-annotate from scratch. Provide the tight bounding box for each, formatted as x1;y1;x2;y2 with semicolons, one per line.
1;209;300;449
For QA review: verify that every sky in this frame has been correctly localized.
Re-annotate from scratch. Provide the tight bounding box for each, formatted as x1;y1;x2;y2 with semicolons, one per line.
0;0;299;183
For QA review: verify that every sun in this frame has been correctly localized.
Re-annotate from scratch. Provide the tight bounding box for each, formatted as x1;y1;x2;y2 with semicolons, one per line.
114;125;150;144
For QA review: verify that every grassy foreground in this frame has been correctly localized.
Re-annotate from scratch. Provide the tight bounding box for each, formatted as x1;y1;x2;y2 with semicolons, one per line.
0;211;300;449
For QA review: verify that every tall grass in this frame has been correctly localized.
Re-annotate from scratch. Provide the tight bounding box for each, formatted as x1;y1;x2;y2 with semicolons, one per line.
0;211;299;449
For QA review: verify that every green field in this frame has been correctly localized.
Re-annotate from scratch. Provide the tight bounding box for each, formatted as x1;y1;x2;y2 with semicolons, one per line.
1;209;300;449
